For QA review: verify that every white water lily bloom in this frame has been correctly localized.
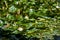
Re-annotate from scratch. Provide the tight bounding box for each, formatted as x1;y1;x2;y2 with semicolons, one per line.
0;20;3;28
15;1;19;5
25;16;29;20
9;0;12;1
0;20;3;24
13;23;16;26
6;14;9;17
56;6;60;8
18;27;23;31
29;9;33;12
35;21;38;23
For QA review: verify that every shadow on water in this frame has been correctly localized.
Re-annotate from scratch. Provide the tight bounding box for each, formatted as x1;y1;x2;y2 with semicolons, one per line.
54;35;60;40
0;28;40;40
1;28;60;40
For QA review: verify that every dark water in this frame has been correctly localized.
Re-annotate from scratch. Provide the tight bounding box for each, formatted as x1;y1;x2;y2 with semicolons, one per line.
0;28;60;40
0;28;40;40
54;35;60;40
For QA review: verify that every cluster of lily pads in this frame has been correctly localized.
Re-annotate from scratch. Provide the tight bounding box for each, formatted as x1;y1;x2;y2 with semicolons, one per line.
0;0;60;40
